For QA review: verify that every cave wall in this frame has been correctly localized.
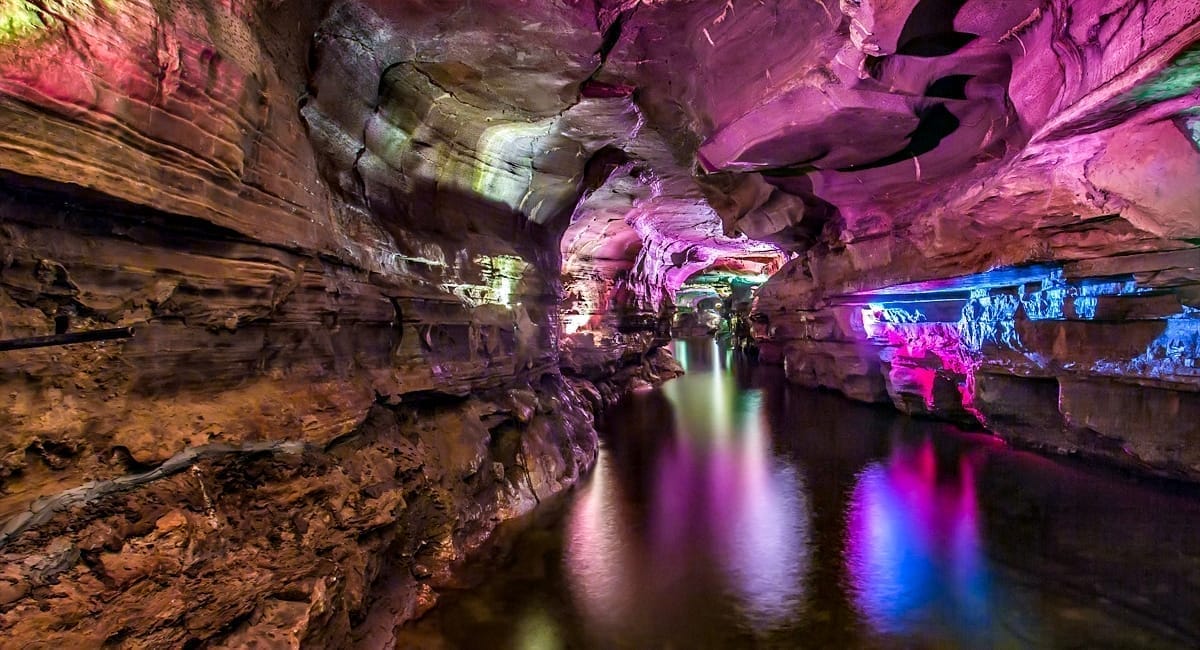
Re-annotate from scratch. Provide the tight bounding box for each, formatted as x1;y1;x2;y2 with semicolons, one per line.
755;252;1199;477
552;0;1198;481
0;1;678;645
730;0;1200;477
0;0;1197;643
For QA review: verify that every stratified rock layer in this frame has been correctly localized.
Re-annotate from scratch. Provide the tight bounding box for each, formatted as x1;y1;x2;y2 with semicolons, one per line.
0;376;599;648
0;1;673;645
731;0;1200;477
0;0;1197;644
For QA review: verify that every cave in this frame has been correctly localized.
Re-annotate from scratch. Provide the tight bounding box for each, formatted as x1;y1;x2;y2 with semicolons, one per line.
0;0;1198;647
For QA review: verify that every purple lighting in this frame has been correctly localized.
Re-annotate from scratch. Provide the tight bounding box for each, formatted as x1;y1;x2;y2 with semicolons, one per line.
563;450;639;634
846;263;1198;423
562;341;810;641
652;358;811;630
845;437;993;644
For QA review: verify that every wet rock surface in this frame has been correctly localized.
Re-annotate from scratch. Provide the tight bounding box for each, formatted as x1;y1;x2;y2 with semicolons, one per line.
755;258;1200;478
0;375;601;647
0;1;677;644
396;349;1200;649
0;0;1196;644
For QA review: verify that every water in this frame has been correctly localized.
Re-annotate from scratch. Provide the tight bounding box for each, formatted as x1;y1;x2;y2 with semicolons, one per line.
396;339;1200;649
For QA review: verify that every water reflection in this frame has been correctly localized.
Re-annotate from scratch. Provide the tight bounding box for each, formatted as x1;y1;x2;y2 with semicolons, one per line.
399;339;1200;650
564;339;809;643
563;455;636;634
845;438;993;644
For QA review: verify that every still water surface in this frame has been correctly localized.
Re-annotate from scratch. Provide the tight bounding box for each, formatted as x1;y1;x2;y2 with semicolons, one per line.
398;339;1200;649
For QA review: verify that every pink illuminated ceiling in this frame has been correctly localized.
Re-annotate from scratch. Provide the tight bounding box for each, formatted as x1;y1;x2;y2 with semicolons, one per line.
0;0;1195;325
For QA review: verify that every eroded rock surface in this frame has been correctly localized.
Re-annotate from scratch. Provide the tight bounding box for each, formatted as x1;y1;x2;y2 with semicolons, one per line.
0;1;675;645
0;375;600;647
0;0;1197;645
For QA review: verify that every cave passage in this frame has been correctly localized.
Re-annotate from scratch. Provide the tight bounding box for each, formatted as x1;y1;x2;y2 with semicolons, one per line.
0;0;1198;644
399;339;1200;649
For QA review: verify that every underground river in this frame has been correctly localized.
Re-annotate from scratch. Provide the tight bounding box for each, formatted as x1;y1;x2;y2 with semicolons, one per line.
396;339;1200;649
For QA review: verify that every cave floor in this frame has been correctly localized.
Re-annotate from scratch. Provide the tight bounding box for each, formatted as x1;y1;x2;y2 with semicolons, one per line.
396;339;1200;650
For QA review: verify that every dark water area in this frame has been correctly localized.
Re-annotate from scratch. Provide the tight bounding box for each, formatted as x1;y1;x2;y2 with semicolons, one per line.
397;339;1200;649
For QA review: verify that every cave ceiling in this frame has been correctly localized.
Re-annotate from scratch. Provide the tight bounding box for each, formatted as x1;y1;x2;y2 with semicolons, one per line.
299;0;1198;301
0;0;1195;309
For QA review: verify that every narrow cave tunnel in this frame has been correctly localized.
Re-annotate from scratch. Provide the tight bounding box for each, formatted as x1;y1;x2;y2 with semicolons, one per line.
0;1;1198;648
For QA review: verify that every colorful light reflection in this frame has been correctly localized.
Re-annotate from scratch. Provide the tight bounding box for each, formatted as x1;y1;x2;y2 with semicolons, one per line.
845;438;994;644
562;449;639;634
563;339;810;639
443;253;528;308
654;346;810;629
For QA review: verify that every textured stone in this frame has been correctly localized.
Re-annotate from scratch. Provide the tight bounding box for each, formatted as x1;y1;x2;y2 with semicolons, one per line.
0;0;1198;643
0;378;600;647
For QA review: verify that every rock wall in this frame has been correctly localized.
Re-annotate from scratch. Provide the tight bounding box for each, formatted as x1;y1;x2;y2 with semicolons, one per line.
0;375;600;647
756;258;1198;474
0;0;1197;642
0;1;676;645
739;0;1200;478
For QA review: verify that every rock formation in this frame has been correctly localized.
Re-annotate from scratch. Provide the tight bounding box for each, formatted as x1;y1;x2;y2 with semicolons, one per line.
0;0;1195;645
